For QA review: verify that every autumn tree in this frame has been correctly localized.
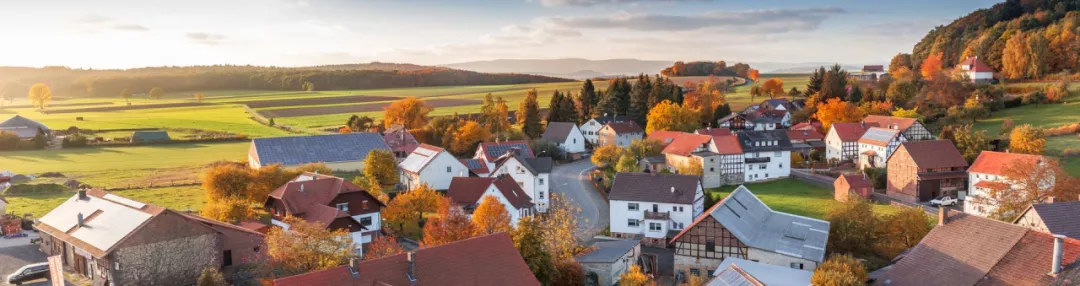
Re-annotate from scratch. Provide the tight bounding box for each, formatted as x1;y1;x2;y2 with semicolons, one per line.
891;107;919;119
554;260;585;286
451;120;489;156
493;96;512;132
203;163;255;201
363;149;400;186
888;53;913;78
249;164;297;202
200;197;255;224
811;254;867;286
513;217;558;285
748;85;762;103
383;184;442;238
748;69;760;81
266;216;356;276
27;83;51;111
365;235;404;260
148;87;165;99
645;100;697;133
472;195;512;235
886;81;917;107
938;125;991;163
761;78;784;98
627;139;664;160
422;197;475;246
874;206;932;258
196;268;226;286
616;154;641;173
194;92;205;103
825;197;877;255
858;100;894;116
383;97;433;129
353;175;390;204
346;115;376;133
541;194;584;261
979;158;1078;221
518;89;543;138
1003;32;1029;79
592;144;623;168
676;161;703;176
1009;124;1046;155
920;52;944;79
815;98;865;130
120;88;132;103
619;265;654;286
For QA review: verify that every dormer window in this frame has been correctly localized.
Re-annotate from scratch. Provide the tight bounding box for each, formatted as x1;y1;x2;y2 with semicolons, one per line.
336;203;349;212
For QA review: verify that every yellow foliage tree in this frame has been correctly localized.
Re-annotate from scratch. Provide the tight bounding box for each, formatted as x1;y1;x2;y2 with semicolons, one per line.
202;163;255;201
383;183;443;238
541;193;583;261
451;120;490;155
815;98;865;130
27;83;51;111
365;235;404;260
1003;32;1030;79
616;153;641;173
1009;124;1046;155
194;92;205;103
592;144;623;168
874;206;932;259
645;100;697;133
811;254;867;286
891;107;919;119
472;195;512;235
294;162;332;175
363;149;400;186
676;161;703;176
619;265;654;286
200;197;255;224
266;216;356;276
383;96;434;129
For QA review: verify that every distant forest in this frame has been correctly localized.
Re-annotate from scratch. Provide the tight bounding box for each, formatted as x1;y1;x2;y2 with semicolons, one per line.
659;61;753;77
0;63;573;98
912;0;1080;78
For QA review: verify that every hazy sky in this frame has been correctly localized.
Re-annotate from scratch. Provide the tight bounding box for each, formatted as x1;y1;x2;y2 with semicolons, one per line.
0;0;1000;69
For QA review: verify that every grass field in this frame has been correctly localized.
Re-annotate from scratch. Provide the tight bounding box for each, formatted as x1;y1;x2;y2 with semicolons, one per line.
971;83;1079;176
5;185;204;217
705;179;899;220
724;74;810;112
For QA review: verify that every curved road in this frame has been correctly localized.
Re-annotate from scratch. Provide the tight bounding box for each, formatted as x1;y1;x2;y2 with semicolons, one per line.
551;159;608;242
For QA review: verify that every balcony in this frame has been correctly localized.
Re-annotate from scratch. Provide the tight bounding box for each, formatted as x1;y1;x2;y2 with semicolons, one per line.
644;211;670;220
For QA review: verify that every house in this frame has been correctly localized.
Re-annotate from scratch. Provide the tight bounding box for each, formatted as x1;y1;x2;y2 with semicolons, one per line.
835;174;873;201
716;113;750;131
851;65;886;81
263;173;384;255
273;233;540;286
383;125;419;159
706;258;813;286
648;130;683;147
541;122;586;154
743;109;790;131
877;209;1080;286
0;115;51;140
786;129;825;159
825;122;873;162
886;140;969;203
608;173;705;247
640;155;667;174
660;132;714;180
967;151;1048;217
487;151;553;212
759;98;802;112
248;133;391;171
737;130;792;183
474;140;534;168
955;56;995;83
576;239;641;286
460;158;491;177
857;127;907;170
1015;200;1080;240
131;130;170;143
399;144;468;191
861;115;934;141
694;127;733;137
671;186;829;278
446;176;535;226
35;189;263;285
598;121;644;148
581;116;633;145
790;121;824;134
0;196;6;214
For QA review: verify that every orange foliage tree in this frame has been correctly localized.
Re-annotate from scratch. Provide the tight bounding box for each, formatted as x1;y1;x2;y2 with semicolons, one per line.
1009;124;1046;155
760;78;785;98
976;158;1078;220
814;98;865;130
748;69;760;81
266;216;356;276
450;120;490;155
382;183;443;238
365;235;405;260
383;96;433;129
920;53;944;79
472;195;512;235
422;197;476;246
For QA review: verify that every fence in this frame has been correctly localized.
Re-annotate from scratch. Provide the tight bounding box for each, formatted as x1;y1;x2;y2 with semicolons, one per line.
101;179;202;191
790;169;834;188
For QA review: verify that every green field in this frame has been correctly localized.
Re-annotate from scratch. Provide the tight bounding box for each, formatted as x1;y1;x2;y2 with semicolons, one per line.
971;83;1079;176
706;179;899;220
725;74;811;112
5;185;204;218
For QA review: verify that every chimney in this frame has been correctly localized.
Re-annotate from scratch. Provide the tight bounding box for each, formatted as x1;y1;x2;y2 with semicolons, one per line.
348;257;360;277
406;252;418;282
300;184;305;192
78;189;87;200
1048;196;1056;204
938;207;948;226
860;122;865;128
670;186;675;194
77;213;85;227
1053;234;1065;276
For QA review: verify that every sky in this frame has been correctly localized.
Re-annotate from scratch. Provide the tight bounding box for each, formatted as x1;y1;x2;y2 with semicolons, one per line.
0;0;1001;69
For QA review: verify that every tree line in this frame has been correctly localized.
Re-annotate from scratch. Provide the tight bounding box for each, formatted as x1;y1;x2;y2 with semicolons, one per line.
660;60;754;78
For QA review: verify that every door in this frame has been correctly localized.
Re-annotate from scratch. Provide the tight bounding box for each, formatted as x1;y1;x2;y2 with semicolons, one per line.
223;250;233;267
652;204;658;212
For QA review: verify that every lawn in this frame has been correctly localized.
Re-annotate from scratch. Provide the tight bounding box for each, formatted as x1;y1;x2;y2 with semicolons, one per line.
724;74;811;112
2;104;290;138
5;185;205;218
971;86;1079;176
705;179;898;220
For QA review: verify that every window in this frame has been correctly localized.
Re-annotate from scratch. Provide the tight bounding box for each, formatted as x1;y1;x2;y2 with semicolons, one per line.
539;191;545;199
628;203;639;211
516;166;525;173
628;219;639;227
447;166;451;173
774;151;781;157
539;178;544;185
706;239;716;252
779;163;783;168
224;250;233;267
360;217;373;226
254;246;260;253
791;262;804;270
710;168;715;172
689;268;701;277
336;203;349;212
362;200;369;209
573;138;577;143
759;164;766;170
649;223;662;232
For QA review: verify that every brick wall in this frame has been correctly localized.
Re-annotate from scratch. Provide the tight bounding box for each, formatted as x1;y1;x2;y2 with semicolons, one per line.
111;233;219;285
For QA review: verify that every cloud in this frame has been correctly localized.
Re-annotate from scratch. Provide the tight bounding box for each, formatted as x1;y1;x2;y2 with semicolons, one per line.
484;25;583;44
543;7;845;32
73;14;110;24
112;24;149;31
296;0;310;7
186;32;227;45
538;0;710;7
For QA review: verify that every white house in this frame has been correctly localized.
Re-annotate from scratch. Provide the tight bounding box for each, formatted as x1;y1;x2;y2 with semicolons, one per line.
0;196;7;214
541;122;586;154
399;144;469;191
447;176;535;226
965;151;1049;217
473;140;533;170
487;151;553;212
857;127;907;170
737;130;793;183
608;173;704;247
862;115;934;141
598;121;644;148
825;122;872;162
580;116;633;145
955;56;995;84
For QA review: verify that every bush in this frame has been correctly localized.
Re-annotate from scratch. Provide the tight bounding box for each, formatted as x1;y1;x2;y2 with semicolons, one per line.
196;267;227;286
0;131;19;151
1044;122;1080;137
2;184;68;196
62;133;89;148
1063;148;1080;158
862;168;887;189
529;139;567;161
812;254;868;286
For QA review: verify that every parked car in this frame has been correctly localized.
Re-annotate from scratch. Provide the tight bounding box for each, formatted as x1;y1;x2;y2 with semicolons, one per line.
930;195;958;206
6;262;49;285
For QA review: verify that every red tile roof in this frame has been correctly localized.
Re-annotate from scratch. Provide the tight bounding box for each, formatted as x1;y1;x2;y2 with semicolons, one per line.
648;131;682;146
862;115;917;131
790;121;823;133
447;176;532;209
982;231;1080;285
383;129;419;155
661;133;713;157
266;173;382;225
786;129;824;142
957;56;994;73
711;135;743;155
838;174;873;189
829;122;875;142
895;140;969;169
695;128;733;137
273;232;539;286
969;151;1043;176
863;65;885;72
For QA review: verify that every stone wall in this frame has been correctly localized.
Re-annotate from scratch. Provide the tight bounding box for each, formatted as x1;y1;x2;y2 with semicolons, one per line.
581;263;613;286
111;233;219;285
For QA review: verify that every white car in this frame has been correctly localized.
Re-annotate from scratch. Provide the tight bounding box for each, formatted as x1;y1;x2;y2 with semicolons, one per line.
930;195;958;206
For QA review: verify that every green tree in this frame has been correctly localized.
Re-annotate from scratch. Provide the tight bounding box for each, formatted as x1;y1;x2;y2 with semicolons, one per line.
148;87;165;99
847;85;864;103
364;149;400;186
1026;33;1050;79
886;81;917;107
616;154;641;173
820;64;849;100
302;81;315;91
806;66;825;95
629;74;652;125
1022;91;1047;107
512;217;558;285
627;139;664;160
518;89;543;138
712;103;732;123
888;53;913;77
940;125;991;163
874;206;932;259
578;79;598;123
120;88;132;103
748;85;761;103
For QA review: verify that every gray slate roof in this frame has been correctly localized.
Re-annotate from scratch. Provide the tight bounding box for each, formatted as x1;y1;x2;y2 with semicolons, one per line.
252;133;390;166
132;130;170;143
709;258;812;286
711;186;829;263
1029;201;1080;240
0;115;50;131
591;116;633;125
492;152;553;175
541;122;577;143
609;173;701;204
737;130;793;152
575;239;639;263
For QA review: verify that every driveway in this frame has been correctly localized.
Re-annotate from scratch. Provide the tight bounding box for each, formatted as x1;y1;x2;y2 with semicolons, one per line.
0;232;46;286
550;159;608;242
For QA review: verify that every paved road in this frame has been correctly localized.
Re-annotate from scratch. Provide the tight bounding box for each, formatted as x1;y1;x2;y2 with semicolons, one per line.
550;159;608;242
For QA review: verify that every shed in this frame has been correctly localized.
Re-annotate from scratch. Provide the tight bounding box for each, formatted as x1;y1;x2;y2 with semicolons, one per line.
834;174;873;201
132;130;171;143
